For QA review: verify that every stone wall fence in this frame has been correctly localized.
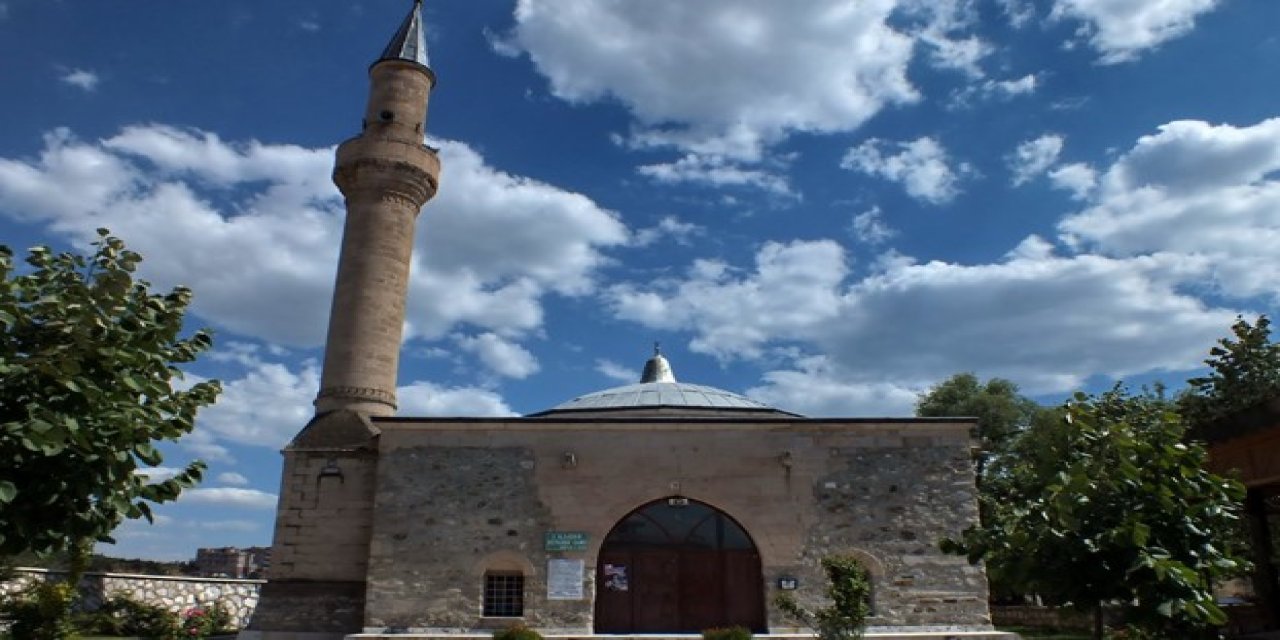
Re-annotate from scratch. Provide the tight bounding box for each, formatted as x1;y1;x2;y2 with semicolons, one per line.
1;567;263;629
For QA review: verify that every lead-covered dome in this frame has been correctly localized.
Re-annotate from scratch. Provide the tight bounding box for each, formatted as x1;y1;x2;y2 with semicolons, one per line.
530;346;798;418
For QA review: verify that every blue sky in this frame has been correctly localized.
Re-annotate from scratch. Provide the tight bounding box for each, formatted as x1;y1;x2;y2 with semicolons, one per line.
2;0;1279;560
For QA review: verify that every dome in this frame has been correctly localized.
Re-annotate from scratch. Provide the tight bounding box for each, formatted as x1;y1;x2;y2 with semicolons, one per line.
530;345;797;417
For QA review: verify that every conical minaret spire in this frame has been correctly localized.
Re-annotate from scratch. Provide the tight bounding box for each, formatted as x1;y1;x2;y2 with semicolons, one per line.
380;0;429;67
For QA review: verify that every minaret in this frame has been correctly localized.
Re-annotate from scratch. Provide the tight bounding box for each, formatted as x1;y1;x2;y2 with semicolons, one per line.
316;0;439;416
244;4;437;637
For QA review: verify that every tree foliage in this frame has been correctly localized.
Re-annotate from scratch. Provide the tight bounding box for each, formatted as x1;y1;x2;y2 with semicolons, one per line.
916;372;1042;458
0;230;221;560
943;387;1248;639
1179;314;1280;437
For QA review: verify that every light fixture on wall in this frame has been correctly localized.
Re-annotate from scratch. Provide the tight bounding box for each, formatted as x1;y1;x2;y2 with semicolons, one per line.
778;450;793;468
561;451;578;469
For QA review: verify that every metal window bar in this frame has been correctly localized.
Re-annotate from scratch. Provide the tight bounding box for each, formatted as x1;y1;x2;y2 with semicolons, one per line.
483;572;525;617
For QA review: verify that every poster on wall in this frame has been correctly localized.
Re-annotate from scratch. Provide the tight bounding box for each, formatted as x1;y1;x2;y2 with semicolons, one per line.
547;559;585;600
603;563;628;592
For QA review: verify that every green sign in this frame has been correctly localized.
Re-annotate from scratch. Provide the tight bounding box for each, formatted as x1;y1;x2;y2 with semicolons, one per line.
545;531;588;551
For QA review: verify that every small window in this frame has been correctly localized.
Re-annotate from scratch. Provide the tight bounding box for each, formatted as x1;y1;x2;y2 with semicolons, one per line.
483;571;525;617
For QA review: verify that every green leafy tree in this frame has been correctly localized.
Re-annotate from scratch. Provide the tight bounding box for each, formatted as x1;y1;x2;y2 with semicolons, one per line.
916;372;1043;465
0;230;221;563
944;387;1248;639
1179;315;1280;437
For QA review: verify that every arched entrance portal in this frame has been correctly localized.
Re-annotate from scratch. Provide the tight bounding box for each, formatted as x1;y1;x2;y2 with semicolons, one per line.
594;498;765;633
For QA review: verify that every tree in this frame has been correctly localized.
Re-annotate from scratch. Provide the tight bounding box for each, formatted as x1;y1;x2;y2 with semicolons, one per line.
916;372;1042;463
0;230;221;564
1179;314;1280;437
943;387;1248;639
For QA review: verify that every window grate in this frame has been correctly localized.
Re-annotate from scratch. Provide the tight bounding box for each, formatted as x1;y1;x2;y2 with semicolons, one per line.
483;572;525;617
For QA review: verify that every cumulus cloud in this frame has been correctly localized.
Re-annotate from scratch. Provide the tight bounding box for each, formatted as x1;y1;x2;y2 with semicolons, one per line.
182;487;278;510
60;69;99;91
0;125;627;365
135;467;184;482
1051;0;1222;63
397;381;519;417
1049;162;1098;199
505;0;927;160
1009;134;1065;186
608;237;1238;414
850;207;897;245
456;332;540;379
1059;118;1280;302
841;137;970;204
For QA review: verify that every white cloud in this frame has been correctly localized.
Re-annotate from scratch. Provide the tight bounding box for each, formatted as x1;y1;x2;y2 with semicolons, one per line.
608;238;1239;413
595;359;638;383
1049;162;1098;199
457;332;540;379
195;357;317;449
842;137;970;204
0;126;628;360
1051;0;1222;63
60;69;99;91
182;487;278;510
637;154;793;196
851;206;897;245
1009;134;1064;186
397;381;519;417
216;472;250;486
135;467;183;482
506;0;926;160
748;356;921;416
632;216;704;247
1059;118;1280;302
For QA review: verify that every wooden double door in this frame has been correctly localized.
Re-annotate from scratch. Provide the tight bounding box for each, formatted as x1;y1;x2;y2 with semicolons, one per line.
594;499;765;633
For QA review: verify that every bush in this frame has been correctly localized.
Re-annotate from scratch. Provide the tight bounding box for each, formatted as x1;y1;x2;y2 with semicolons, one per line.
0;580;79;640
79;593;180;639
702;626;753;640
775;555;872;640
493;624;544;640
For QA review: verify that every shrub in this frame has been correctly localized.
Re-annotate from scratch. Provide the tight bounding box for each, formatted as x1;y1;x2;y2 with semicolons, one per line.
702;626;753;640
775;555;872;640
0;580;79;640
80;593;180;639
493;623;544;640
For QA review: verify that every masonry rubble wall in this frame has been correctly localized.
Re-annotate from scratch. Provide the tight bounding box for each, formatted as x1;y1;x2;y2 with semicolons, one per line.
0;567;262;628
361;418;992;634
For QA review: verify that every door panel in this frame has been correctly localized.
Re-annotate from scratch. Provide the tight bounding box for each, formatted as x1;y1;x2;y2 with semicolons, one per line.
680;550;723;632
723;550;766;631
633;550;680;632
595;551;632;633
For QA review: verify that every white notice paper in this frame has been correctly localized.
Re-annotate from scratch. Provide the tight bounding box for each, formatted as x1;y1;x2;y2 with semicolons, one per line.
547;558;584;600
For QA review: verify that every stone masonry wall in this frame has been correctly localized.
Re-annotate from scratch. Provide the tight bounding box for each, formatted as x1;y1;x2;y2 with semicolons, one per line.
786;441;991;631
364;446;569;632
0;568;262;628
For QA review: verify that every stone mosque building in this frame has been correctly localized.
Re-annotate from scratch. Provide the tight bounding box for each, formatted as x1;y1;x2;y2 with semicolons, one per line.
241;2;999;638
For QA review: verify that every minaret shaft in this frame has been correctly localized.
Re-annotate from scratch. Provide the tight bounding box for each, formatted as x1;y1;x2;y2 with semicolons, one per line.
315;41;438;416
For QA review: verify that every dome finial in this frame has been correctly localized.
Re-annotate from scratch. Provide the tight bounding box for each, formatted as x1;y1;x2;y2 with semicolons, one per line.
640;343;676;383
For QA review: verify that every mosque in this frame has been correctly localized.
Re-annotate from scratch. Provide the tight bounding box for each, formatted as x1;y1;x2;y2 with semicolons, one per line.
240;2;999;638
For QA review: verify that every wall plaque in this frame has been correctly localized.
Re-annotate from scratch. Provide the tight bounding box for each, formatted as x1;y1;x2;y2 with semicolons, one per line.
544;531;588;551
547;559;584;600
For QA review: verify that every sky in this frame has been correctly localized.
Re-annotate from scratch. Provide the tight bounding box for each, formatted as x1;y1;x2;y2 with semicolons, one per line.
1;0;1279;561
